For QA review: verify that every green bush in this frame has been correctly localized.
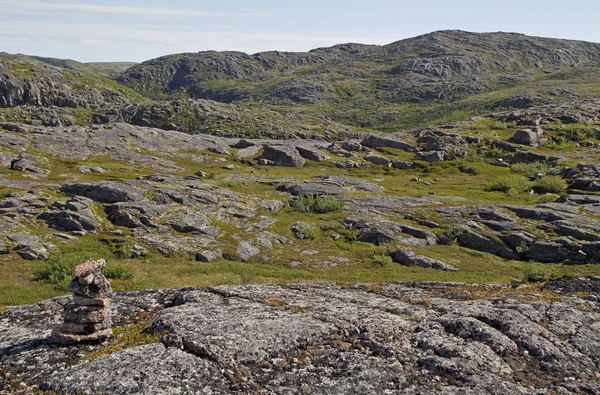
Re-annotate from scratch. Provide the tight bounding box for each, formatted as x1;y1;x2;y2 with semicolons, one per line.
295;223;319;240
103;264;136;280
532;176;567;194
485;176;531;196
490;121;508;130
292;194;344;214
445;227;464;244
35;239;114;287
522;262;557;283
372;253;393;266
510;162;549;178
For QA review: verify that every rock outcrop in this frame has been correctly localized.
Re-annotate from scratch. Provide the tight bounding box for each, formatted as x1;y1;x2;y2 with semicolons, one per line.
1;280;599;394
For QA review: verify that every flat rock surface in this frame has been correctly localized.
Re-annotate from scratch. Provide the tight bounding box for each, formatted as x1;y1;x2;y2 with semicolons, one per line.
1;280;599;394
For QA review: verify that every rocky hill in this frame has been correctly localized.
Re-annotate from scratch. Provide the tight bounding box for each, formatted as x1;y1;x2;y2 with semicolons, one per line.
117;30;600;128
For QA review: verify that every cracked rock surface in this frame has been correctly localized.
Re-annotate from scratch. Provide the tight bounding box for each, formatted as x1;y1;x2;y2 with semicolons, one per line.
1;279;599;394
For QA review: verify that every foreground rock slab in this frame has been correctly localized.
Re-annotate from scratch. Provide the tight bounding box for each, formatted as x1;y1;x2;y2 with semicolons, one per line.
1;280;599;394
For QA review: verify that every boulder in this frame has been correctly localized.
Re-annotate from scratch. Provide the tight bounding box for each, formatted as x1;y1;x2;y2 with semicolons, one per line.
296;146;330;162
511;129;540;146
172;214;219;236
341;141;363;152
196;250;222;262
10;153;48;174
391;249;458;271
456;228;519;260
278;183;351;196
260;200;286;212
422;151;445;163
39;210;101;233
364;153;391;166
361;134;419;152
260;145;306;167
60;183;144;203
392;160;415;170
236;240;260;261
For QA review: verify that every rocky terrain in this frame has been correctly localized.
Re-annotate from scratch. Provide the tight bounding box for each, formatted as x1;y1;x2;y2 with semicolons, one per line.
1;278;600;394
1;30;600;393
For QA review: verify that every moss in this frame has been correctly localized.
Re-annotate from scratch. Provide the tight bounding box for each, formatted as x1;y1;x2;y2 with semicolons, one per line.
85;320;167;361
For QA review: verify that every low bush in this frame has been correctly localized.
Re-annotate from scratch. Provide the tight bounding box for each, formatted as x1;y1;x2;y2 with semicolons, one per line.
490;121;508;130
510;162;549;178
522;262;557;283
532;176;567;194
35;239;114;287
103;264;136;280
485;176;530;196
295;223;319;240
292;194;344;214
372;253;393;266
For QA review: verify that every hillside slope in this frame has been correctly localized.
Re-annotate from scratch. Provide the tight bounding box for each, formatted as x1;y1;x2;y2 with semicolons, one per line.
117;30;600;128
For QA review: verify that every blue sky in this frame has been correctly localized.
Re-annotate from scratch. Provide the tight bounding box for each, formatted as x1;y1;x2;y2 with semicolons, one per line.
1;0;598;62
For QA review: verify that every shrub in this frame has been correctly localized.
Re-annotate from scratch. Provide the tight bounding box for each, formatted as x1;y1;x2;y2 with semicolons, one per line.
522;262;557;283
103;264;136;280
445;227;464;244
532;176;567;194
372;253;393;266
490;121;508;130
35;239;113;287
510;162;549;178
485;176;531;196
292;194;344;214
294;223;319;240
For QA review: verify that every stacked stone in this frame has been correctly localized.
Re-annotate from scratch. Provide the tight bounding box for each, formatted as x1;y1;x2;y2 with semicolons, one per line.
52;258;113;344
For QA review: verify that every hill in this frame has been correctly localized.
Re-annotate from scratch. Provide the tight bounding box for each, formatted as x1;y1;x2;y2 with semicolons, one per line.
116;30;600;129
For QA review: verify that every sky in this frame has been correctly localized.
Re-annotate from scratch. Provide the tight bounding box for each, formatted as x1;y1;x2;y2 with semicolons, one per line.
0;0;599;63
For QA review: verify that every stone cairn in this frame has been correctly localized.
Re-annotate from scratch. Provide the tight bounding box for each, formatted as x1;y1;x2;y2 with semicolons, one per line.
52;258;113;344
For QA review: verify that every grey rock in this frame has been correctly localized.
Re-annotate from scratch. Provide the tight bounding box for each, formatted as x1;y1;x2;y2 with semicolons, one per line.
236;240;260;261
42;344;230;395
17;244;49;260
260;199;285;212
60;183;144;203
361;134;419;152
500;152;550;164
236;144;261;158
341;140;363;152
172;213;219;236
296;146;330;162
279;182;351;196
526;240;570;263
391;249;458;271
39;209;101;233
364;153;391;166
392;160;415;169
511;129;540;146
457;228;519;259
196;250;222;262
260;145;306;167
231;138;255;149
10;153;48;174
422;150;445;163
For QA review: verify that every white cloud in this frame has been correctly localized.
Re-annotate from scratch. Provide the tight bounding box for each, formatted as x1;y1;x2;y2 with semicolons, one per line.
0;18;396;62
0;0;261;17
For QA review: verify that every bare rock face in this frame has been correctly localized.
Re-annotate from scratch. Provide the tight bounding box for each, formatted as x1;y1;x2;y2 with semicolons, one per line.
0;280;599;394
51;258;113;344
